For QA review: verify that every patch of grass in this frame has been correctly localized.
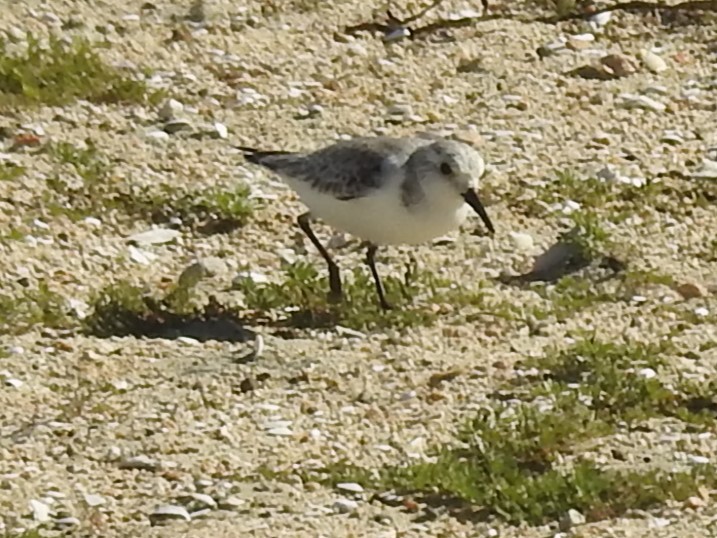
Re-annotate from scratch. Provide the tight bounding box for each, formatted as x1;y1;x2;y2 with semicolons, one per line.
83;275;250;342
235;259;485;330
0;34;160;108
38;141;253;232
136;184;254;234
0;281;70;335
307;339;717;525
512;170;706;221
41;140;119;219
0;161;25;182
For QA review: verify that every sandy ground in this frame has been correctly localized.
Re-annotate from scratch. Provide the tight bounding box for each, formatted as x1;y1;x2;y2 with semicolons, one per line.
1;0;717;536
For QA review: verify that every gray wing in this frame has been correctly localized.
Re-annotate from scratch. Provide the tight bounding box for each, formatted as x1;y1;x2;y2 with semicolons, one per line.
245;137;432;201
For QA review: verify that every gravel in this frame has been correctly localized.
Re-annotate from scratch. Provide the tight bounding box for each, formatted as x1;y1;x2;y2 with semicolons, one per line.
1;0;716;537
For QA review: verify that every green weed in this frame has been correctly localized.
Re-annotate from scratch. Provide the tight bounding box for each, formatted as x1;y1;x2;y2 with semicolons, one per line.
0;281;69;335
306;339;717;525
0;34;161;108
235;259;484;330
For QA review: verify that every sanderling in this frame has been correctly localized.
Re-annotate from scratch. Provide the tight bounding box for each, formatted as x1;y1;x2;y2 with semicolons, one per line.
238;135;495;310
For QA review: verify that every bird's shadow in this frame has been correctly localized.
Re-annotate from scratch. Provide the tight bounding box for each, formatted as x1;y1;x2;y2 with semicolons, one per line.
497;238;626;287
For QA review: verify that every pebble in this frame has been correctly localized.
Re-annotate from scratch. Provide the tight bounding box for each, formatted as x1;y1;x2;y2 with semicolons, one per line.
336;482;364;494
692;159;717;180
660;130;684;145
163;119;193;135
149;504;191;524
212;122;228;139
566;33;595;51
183;493;217;510
675;282;705;299
128;245;155;266
638;368;657;379
509;231;534;251
619;94;666;112
332;498;359;514
158;98;184;121
266;427;294;436
127;228;181;245
589;11;612;28
559;508;586;530
55;517;80;528
82;216;102;228
600;54;637;78
119;455;160;471
640;49;668;73
84;494;106;507
217;496;245;510
29;499;51;522
145;130;170;143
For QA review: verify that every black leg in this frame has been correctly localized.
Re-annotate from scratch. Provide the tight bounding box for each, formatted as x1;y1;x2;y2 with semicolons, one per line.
366;244;392;310
297;212;342;302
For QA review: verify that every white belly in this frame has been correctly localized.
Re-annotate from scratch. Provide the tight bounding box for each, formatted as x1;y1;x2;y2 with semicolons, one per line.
291;181;469;245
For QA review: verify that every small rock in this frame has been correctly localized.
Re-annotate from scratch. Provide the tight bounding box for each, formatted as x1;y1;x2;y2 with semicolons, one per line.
119;455;160;472
386;103;412;116
266;427;294;437
383;26;410;43
692;159;717;180
217;496;245;510
158;98;184;121
570;65;613;81
661;130;684;145
183;493;217;510
128;228;181;246
128;245;155;266
212;122;228;139
685;495;706;509
187;0;205;23
619;93;666;112
163;119;193;135
638;368;657;379
600;53;637;78
566;33;595;51
509;231;534;251
149;504;191;524
589;11;612;28
82;216;102;228
687;454;710;465
337;482;364;494
54;517;80;529
177;262;206;289
675;282;705;299
640;49;668;73
84;494;106;507
145;130;170;143
559;508;586;531
29;499;51;522
333;498;359;514
4;378;22;388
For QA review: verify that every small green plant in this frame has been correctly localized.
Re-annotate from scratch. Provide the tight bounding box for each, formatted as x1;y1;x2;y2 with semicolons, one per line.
137;184;254;234
0;282;69;335
306;338;717;525
0;161;25;182
40;140;119;219
0;34;160;108
83;276;249;342
235;259;483;330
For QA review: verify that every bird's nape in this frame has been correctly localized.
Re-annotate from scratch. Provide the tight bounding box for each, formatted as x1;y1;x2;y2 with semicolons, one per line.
462;188;495;235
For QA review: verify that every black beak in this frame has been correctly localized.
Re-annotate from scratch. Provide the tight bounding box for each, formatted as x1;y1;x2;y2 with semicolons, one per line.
463;189;495;235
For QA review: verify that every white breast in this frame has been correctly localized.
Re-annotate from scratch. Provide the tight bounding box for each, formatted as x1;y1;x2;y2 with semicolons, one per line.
289;179;469;245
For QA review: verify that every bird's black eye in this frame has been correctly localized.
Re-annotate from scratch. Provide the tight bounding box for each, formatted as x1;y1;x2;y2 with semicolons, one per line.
440;162;453;175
